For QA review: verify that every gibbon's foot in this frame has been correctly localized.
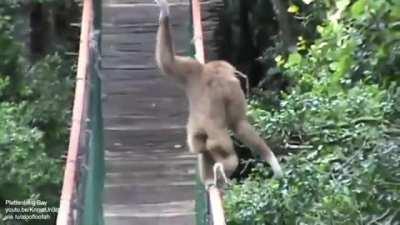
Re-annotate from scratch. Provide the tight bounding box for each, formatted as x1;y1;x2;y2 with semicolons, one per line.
213;162;229;188
268;155;283;178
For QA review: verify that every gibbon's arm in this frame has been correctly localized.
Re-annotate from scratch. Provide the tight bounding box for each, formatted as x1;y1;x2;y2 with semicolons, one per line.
155;0;202;83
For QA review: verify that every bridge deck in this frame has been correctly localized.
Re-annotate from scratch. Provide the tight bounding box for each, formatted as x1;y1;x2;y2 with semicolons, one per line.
101;1;196;225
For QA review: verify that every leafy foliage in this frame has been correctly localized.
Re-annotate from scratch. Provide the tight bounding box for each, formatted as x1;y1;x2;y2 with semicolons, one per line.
226;141;400;225
24;54;75;153
0;100;62;201
0;1;77;223
224;0;400;224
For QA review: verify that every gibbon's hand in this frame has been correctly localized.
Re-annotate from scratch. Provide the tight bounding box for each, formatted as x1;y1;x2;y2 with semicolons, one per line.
154;0;170;19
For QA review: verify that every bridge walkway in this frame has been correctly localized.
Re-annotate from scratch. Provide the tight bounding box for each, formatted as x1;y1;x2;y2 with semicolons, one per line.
101;1;196;224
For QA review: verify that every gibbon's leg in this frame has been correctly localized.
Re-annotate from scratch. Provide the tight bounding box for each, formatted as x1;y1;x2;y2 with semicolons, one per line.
198;152;215;186
187;127;215;184
205;131;239;178
187;132;207;154
224;78;283;177
234;120;283;177
189;125;238;183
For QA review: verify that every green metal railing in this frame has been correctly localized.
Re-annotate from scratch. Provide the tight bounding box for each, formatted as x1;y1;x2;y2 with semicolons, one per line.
81;1;104;224
81;22;104;225
195;173;209;225
187;1;210;224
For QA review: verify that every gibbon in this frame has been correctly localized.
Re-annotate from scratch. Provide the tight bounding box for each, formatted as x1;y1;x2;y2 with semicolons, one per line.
154;0;282;185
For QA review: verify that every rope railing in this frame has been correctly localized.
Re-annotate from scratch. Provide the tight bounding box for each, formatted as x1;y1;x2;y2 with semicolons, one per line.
191;1;227;225
57;0;104;224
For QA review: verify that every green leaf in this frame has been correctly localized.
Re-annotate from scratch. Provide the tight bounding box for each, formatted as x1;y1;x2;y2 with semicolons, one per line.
274;55;285;66
287;52;302;66
288;4;300;14
351;0;366;16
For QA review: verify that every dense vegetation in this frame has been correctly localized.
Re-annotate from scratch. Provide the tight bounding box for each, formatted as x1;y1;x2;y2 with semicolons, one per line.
223;0;400;224
0;1;79;224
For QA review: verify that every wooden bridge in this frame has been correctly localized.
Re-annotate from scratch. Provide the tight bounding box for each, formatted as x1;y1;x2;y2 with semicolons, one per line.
56;0;225;225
